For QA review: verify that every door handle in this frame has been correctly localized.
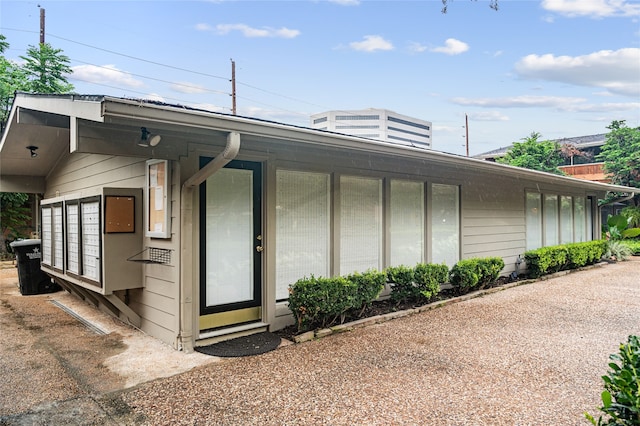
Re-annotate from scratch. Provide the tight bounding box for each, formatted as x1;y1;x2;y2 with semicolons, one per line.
256;246;263;253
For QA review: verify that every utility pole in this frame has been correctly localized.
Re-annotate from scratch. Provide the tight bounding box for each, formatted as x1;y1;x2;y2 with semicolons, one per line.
39;7;45;43
465;113;469;157
231;59;236;115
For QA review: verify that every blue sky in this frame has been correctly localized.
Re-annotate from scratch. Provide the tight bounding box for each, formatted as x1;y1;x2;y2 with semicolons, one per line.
1;0;639;156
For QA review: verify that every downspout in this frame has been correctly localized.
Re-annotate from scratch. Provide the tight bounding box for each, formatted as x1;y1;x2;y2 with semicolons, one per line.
178;131;240;352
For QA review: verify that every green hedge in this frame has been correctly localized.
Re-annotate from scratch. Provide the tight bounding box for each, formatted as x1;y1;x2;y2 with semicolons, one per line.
620;239;640;255
288;270;386;332
386;263;448;305
449;257;505;294
524;240;607;278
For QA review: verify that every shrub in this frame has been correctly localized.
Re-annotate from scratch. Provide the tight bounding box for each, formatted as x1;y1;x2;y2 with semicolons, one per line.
524;246;569;278
585;335;640;425
288;275;357;332
449;257;504;294
345;269;386;317
620;240;640;255
413;263;449;301
604;241;633;262
449;259;480;293
386;265;416;305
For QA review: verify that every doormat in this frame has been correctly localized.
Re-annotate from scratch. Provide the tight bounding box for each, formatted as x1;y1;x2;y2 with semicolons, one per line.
195;332;282;357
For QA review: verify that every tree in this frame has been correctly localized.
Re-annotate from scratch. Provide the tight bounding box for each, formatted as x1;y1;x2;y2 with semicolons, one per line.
441;0;498;13
20;42;74;94
0;193;31;254
0;35;28;132
597;120;640;206
497;132;565;175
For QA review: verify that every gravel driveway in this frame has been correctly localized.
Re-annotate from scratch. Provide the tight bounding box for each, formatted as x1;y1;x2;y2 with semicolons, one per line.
1;258;639;425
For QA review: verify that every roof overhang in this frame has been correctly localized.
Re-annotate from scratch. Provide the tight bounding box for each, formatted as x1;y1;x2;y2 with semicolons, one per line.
1;93;638;198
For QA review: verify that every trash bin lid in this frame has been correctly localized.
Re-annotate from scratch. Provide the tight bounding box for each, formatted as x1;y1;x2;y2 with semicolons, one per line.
9;239;41;247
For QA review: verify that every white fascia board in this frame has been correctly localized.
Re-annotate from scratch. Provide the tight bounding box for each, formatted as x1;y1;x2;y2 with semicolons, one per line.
13;93;105;122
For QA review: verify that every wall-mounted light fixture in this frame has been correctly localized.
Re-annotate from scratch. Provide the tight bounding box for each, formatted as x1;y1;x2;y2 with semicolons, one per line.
139;127;162;147
26;145;38;158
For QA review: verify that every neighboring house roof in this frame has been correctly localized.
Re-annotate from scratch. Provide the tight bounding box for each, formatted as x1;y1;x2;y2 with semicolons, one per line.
475;133;607;160
1;93;637;197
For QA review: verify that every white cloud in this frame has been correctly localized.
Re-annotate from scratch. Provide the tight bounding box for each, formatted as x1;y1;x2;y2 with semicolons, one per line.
349;35;394;52
70;64;144;88
145;93;166;103
470;111;510;121
170;82;209;94
195;23;213;31
451;95;586;109
408;42;428;53
514;48;640;97
328;0;360;5
541;0;640;18
430;38;469;55
451;95;640;115
216;24;300;38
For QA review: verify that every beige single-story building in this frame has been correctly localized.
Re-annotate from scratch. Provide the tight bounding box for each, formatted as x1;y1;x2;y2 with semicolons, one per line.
1;93;637;352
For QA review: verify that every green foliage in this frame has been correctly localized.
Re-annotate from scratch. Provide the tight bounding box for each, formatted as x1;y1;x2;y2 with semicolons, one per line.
605;214;640;241
621;206;640;228
386;265;416;304
288;275;357;332
597;121;640;205
386;263;449;305
1;34;74;131
20;43;74;94
449;257;504;294
619;240;640;255
0;192;31;242
496;132;565;175
414;263;449;301
604;241;633;262
345;270;386;316
524;241;606;278
585;335;640;425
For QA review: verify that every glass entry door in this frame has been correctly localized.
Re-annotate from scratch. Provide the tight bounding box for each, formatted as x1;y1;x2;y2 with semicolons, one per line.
199;160;262;331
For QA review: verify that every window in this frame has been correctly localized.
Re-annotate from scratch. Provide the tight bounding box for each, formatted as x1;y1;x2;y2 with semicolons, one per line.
526;193;543;250
340;176;382;274
431;184;459;266
586;197;594;240
560;196;574;244
66;202;80;274
390;180;424;267
335;115;379;120
276;170;330;300
41;206;52;266
313;116;327;124
387;116;430;130
574;197;586;243
145;159;171;238
544;195;559;246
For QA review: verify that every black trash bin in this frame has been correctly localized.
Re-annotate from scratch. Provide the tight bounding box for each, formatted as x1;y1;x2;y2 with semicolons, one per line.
9;239;60;295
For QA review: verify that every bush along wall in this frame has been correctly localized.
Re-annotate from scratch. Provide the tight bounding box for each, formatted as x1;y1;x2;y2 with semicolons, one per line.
288;270;386;332
448;257;505;295
386;263;449;306
524;240;607;278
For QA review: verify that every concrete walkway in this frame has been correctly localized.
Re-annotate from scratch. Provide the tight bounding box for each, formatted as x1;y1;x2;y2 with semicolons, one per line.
1;258;639;425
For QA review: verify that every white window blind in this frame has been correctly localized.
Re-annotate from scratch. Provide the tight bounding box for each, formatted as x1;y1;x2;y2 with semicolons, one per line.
560;196;574;244
340;176;382;274
66;203;79;274
41;207;52;266
53;205;64;269
526;193;543;250
390;179;424;267
544;195;559;246
574;197;586;243
275;170;330;300
431;184;459;267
